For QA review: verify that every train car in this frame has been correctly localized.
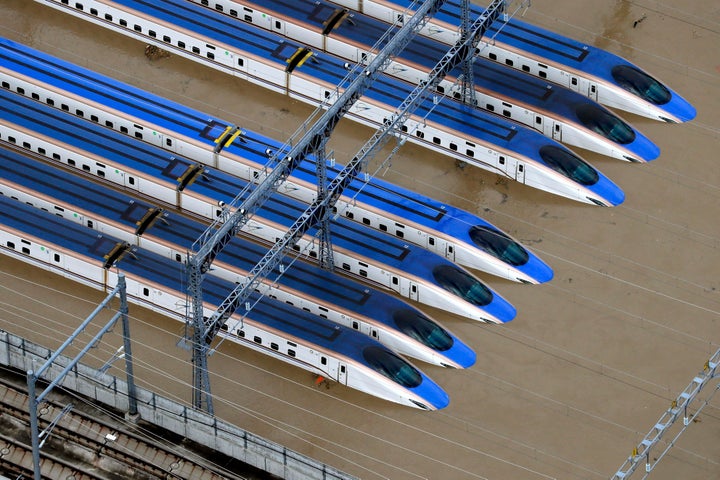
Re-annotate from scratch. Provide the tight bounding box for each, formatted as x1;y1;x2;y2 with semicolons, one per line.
0;146;476;368
32;0;625;206
0;88;516;324
0;36;553;283
191;0;659;163
0;196;450;410
328;0;696;123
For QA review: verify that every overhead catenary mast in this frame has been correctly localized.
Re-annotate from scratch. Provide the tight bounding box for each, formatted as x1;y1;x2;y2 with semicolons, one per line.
186;0;450;414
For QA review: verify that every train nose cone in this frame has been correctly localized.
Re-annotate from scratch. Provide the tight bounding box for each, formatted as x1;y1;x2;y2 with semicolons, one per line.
589;172;625;207
667;93;697;123
483;291;517;323
631;132;661;162
414;374;450;410
522;254;554;284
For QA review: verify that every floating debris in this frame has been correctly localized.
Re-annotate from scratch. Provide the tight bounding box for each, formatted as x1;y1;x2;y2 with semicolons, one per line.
144;44;170;60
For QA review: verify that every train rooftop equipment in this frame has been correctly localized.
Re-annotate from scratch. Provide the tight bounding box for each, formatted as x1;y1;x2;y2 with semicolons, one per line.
0;195;450;410
0;36;553;284
0;146;476;368
32;0;625;207
0;87;516;324
327;0;696;123
193;0;659;163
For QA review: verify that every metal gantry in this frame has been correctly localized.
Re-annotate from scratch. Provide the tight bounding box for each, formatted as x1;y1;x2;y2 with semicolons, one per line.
186;0;449;414
611;348;720;479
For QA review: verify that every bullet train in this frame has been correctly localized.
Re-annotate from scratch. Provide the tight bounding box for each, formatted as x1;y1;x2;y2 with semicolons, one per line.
0;146;476;368
0;195;450;410
0;37;553;283
327;0;696;123
0;88;516;323
33;0;625;206
191;0;659;163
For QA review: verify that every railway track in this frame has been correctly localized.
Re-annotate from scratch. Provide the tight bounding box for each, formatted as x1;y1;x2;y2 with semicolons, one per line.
0;375;246;479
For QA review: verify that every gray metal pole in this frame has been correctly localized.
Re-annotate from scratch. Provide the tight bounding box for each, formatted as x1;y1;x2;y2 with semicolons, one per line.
118;274;137;416
27;369;41;480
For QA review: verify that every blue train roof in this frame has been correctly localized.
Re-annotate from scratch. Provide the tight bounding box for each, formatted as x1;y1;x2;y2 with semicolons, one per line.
0;194;449;408
0;146;476;367
106;0;623;178
0;88;516;322
384;0;696;122
0;36;553;283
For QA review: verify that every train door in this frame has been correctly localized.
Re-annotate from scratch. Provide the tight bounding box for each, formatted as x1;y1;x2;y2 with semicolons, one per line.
515;163;526;183
409;282;419;302
338;363;348;385
589;83;599;101
534;114;544;134
271;18;286;36
552;123;562;142
445;243;455;263
157;133;176;153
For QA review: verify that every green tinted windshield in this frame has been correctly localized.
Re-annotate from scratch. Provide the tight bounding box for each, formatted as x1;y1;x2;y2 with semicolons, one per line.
432;264;493;306
611;65;671;105
393;310;454;351
363;346;422;387
468;226;529;266
539;145;599;186
575;104;636;144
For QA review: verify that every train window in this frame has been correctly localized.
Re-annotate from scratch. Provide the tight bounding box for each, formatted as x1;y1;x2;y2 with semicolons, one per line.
104;13;112;21
345;211;354;220
6;241;14;249
166;138;173;147
142;287;149;296
466;149;475;158
82;164;90;172
371;330;378;338
47;98;55;106
321;357;327;365
149;30;156;38
253;336;261;344
38;147;46;155
134;24;142;32
0;81;7;89
342;263;350;271
237;329;245;337
230;9;238;17
452;92;461;100
90;115;98;123
292;245;300;252
505;59;514;67
120;126;128;134
489;52;497;61
503;110;511;117
539;71;547;78
87;220;93;228
22;247;30;255
134;132;143;139
449;143;457;151
128;177;135;185
288;349;296;357
215;4;224;12
499;156;505;165
522;64;530;72
362;217;370;225
120;19;127;27
76;109;84;117
275;21;282;29
66;158;75;166
271;342;278;350
244;14;252;22
177;40;185;49
416;130;424;139
22;141;30;149
379;224;387;232
571;78;578;86
53;153;61;160
207;52;215;60
61;0;68;4
105;120;114;128
535;116;542;125
32;92;39;100
61;104;69;111
200;0;208;4
432;136;441;145
238;58;244;67
519;165;524;172
486;104;494;112
7;136;15;144
359;269;368;278
396;230;404;238
401;125;408;133
54;253;60;262
175;253;182;262
436;85;445;94
352;321;359;329
97;169;105;178
192;46;200;54
75;3;83;10
429;237;435;246
392;276;398;285
163;35;170;43
91;7;98;14
340;365;346;374
448;246;454;254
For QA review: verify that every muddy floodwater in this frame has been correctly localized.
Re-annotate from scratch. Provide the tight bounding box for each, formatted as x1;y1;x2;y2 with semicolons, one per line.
1;1;719;479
